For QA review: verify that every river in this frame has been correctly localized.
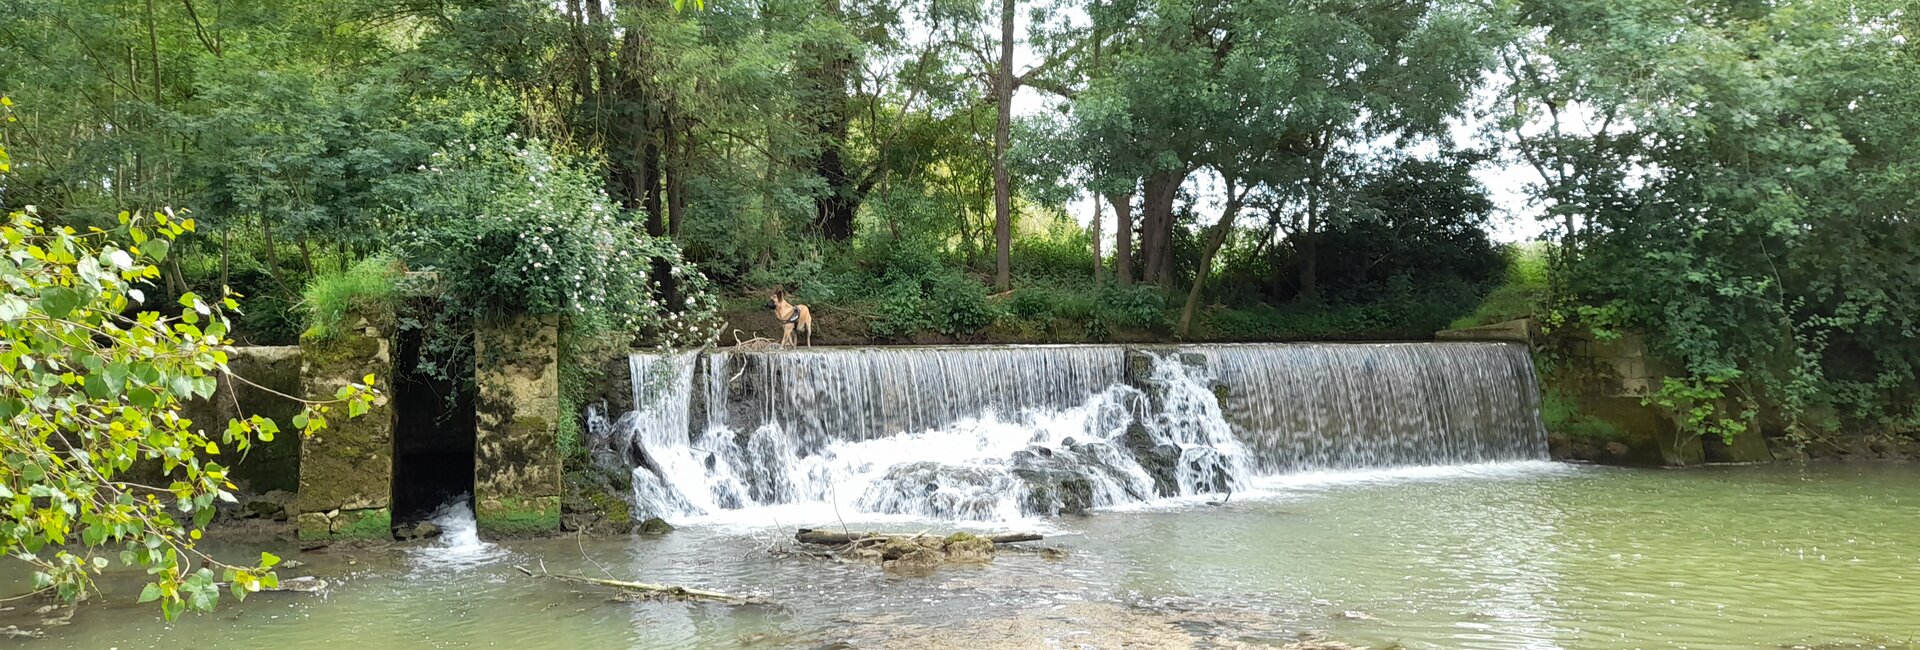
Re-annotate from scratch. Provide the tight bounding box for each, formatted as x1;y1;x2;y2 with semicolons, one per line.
6;461;1916;649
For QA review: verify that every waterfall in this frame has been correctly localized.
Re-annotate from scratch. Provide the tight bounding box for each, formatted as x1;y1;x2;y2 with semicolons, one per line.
1197;343;1548;472
597;343;1547;523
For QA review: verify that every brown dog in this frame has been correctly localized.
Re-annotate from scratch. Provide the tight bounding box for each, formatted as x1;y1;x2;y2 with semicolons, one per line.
768;291;813;347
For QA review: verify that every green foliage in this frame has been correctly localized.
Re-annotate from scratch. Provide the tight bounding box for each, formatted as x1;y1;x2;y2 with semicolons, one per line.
1644;374;1756;446
927;273;999;336
869;281;927;340
393;137;723;351
299;256;402;343
1540;388;1625;443
1504;0;1920;439
1450;243;1550;329
0;204;377;618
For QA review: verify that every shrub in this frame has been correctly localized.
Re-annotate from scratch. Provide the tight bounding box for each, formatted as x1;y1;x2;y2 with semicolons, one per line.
869;281;925;339
928;273;999;336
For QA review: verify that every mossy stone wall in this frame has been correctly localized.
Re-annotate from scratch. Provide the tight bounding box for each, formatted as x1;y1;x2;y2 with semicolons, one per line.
293;312;396;540
176;346;306;493
474;315;563;537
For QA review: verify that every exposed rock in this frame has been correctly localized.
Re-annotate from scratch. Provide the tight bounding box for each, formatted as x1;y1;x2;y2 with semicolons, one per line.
638;517;675;535
243;490;295;521
562;465;637;535
940;532;994;563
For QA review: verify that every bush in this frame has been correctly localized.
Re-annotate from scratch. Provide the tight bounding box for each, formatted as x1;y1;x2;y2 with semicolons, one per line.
1008;286;1058;321
1093;284;1168;330
928;273;999;336
869;281;925;340
300;255;403;342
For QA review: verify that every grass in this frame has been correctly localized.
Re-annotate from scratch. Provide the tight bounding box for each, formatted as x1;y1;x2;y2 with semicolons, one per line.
300;254;403;342
1449;242;1549;330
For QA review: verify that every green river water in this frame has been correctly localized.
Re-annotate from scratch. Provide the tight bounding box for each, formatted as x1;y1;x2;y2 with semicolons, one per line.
4;461;1916;649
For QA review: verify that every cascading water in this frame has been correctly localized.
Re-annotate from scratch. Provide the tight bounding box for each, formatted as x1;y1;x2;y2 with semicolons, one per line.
1197;343;1548;472
591;343;1547;523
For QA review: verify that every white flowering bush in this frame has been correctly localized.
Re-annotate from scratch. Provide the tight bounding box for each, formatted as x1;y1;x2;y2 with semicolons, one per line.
394;137;722;350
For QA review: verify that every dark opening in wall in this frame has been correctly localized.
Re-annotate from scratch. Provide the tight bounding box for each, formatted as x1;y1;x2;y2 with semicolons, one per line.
390;324;477;530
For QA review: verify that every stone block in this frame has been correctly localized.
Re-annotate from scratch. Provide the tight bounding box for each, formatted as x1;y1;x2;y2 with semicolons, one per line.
1433;318;1534;345
475;315;563;537
295;311;396;517
177;346;306;493
477;496;561;536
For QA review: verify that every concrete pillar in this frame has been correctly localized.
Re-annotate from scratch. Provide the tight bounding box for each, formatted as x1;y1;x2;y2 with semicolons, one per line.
293;313;396;540
474;315;563;537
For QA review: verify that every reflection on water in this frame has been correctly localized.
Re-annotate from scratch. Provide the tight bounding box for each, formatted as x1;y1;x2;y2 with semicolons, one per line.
4;462;1917;649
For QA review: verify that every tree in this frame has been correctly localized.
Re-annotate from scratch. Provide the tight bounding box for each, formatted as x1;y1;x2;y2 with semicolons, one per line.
1502;0;1920;440
0;197;377;618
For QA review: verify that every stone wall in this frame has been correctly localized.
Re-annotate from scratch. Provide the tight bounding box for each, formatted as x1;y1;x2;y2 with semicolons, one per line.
1438;319;1774;467
293;312;397;540
474;315;563;537
176;346;305;493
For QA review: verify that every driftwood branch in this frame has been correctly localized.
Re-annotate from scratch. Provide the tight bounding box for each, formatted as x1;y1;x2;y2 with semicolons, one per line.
513;565;763;605
794;528;1042;546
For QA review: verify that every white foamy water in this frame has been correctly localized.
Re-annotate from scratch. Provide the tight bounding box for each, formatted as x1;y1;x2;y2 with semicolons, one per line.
408;497;508;571
587;343;1549;526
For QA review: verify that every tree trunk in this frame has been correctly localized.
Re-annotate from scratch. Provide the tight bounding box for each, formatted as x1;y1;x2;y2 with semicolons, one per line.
1109;193;1134;287
666;114;688;239
991;0;1016;291
795;529;1043;545
806;0;858;241
1176;184;1244;337
513;565;759;605
299;236;313;277
642;109;665;237
1297;231;1319;301
1297;163;1322;301
220;226;231;290
261;216;277;278
1140;169;1184;289
1091;194;1105;283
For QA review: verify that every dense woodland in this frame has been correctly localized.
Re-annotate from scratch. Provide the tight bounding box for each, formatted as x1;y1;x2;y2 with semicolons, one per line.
2;0;1915;442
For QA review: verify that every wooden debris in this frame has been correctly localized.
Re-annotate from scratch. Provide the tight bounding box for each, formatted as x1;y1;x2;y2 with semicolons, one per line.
794;529;1042;546
788;529;1043;569
512;565;763;605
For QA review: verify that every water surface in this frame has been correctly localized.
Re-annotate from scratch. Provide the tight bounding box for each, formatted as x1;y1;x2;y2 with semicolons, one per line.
6;462;1916;649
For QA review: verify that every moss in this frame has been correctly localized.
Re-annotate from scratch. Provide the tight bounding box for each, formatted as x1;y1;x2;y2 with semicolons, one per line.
296;513;332;541
587;489;633;527
477;496;561;536
943;532;979;544
1541;388;1626;442
637;517;673;534
295;508;391;541
331;508;391;539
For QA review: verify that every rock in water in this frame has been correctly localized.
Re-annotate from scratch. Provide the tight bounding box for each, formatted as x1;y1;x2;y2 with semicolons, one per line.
941;532;994;563
638;517;675;534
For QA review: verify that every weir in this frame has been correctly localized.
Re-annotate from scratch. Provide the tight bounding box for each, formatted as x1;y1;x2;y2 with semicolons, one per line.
589;342;1548;522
